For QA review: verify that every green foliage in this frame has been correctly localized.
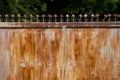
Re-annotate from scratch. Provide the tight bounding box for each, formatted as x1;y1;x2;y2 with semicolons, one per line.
60;0;119;15
0;0;47;15
0;0;119;15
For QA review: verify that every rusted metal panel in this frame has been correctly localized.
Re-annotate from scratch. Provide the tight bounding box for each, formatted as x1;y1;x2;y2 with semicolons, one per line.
0;29;62;80
0;22;120;80
65;29;120;80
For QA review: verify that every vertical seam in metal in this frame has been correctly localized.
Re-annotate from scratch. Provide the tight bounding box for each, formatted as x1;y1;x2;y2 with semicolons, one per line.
62;26;66;80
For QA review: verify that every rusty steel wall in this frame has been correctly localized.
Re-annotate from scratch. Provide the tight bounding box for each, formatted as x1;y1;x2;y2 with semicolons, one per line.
0;29;62;80
65;29;120;80
0;22;120;80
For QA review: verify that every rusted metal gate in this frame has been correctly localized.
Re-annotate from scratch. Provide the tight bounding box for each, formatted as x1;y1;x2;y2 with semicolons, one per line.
0;21;120;80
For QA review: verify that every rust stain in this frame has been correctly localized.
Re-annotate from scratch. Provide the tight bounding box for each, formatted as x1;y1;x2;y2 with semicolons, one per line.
65;29;120;80
0;29;62;80
0;28;120;80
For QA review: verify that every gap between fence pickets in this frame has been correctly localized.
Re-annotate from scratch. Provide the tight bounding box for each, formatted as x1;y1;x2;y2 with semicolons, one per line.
62;26;66;80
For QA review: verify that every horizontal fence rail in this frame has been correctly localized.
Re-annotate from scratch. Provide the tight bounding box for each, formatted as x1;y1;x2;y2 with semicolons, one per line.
0;13;120;22
0;22;120;28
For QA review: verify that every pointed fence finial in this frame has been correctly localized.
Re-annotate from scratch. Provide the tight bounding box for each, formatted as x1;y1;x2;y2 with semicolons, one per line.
66;14;69;22
17;13;21;22
72;14;75;22
108;13;111;21
79;14;82;22
48;14;52;22
5;14;9;22
36;14;39;22
91;13;94;22
53;14;58;22
103;14;108;21
113;13;117;21
11;14;15;22
84;14;88;22
117;14;120;21
0;15;2;22
30;14;33;22
24;14;27;22
96;13;99;22
60;14;63;22
41;14;46;22
0;13;120;22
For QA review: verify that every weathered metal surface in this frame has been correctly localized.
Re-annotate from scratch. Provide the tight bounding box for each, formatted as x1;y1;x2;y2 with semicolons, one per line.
0;29;62;80
0;22;120;80
65;29;120;80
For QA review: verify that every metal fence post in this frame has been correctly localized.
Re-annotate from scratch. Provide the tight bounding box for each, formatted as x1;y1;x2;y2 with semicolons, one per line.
54;14;58;22
5;14;8;22
60;14;63;22
36;14;39;22
72;14;75;22
79;14;82;22
91;13;94;22
96;13;99;22
30;14;33;22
